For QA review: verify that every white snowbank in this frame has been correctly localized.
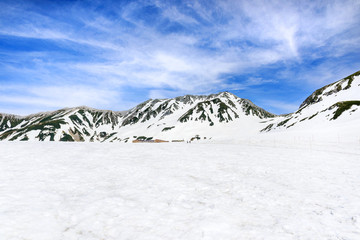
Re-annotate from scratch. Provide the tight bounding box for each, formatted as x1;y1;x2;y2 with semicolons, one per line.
0;142;360;239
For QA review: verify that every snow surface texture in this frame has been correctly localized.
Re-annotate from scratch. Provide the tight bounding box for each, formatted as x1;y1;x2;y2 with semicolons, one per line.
1;142;360;240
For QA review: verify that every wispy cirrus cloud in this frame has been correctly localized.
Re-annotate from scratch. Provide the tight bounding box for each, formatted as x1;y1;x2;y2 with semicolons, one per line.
0;0;359;115
0;84;120;114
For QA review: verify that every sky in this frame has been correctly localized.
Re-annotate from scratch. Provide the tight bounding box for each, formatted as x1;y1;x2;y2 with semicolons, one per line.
0;0;359;115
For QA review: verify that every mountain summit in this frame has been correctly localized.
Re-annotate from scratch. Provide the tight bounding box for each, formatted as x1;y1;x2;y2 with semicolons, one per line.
261;70;360;132
0;91;274;142
1;70;359;142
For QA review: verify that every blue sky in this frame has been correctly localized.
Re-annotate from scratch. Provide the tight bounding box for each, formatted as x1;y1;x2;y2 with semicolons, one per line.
0;0;359;115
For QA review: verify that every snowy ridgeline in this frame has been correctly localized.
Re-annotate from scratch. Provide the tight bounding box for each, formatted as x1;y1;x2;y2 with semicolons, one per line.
0;70;359;143
1;142;360;240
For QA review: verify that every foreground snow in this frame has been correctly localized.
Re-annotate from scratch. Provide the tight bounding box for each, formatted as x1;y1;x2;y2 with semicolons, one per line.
1;142;360;239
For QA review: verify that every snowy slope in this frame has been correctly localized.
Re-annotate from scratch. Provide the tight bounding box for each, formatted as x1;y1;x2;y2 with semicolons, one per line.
0;92;274;142
1;142;359;239
0;107;124;142
108;92;275;142
0;70;359;142
0;114;23;132
261;70;360;136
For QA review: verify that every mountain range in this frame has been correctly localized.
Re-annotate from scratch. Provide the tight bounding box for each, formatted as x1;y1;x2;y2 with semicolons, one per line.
1;70;359;142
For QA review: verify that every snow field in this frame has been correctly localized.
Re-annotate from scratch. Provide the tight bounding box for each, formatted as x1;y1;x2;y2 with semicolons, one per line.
0;142;360;239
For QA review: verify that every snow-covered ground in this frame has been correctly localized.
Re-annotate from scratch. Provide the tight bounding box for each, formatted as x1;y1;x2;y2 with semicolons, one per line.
1;141;360;240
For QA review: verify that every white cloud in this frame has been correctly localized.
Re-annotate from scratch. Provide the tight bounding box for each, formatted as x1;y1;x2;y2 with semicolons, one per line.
0;0;359;114
0;85;120;112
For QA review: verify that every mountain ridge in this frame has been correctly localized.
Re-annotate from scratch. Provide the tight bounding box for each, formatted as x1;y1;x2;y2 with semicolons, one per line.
1;71;359;142
261;70;360;132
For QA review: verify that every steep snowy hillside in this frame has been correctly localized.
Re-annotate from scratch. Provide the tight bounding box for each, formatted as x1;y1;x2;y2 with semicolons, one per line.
0;107;124;142
261;70;360;133
121;92;273;127
111;92;275;142
0;114;23;132
0;92;274;142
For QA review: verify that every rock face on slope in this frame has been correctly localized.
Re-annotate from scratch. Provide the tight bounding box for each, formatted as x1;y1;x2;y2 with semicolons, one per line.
261;70;360;132
0;107;124;142
122;92;274;127
0;114;23;132
0;92;274;142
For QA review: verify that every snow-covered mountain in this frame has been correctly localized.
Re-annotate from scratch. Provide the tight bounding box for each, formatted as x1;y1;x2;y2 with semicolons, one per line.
1;70;359;142
0;92;274;142
261;70;360;133
0;107;124;142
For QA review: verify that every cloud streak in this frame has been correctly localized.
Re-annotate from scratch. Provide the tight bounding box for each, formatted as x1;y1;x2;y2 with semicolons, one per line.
0;0;359;114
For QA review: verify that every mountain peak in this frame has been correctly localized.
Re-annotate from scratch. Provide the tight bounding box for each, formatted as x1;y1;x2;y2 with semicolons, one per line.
1;70;359;142
213;91;236;98
299;70;360;109
261;69;360;132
